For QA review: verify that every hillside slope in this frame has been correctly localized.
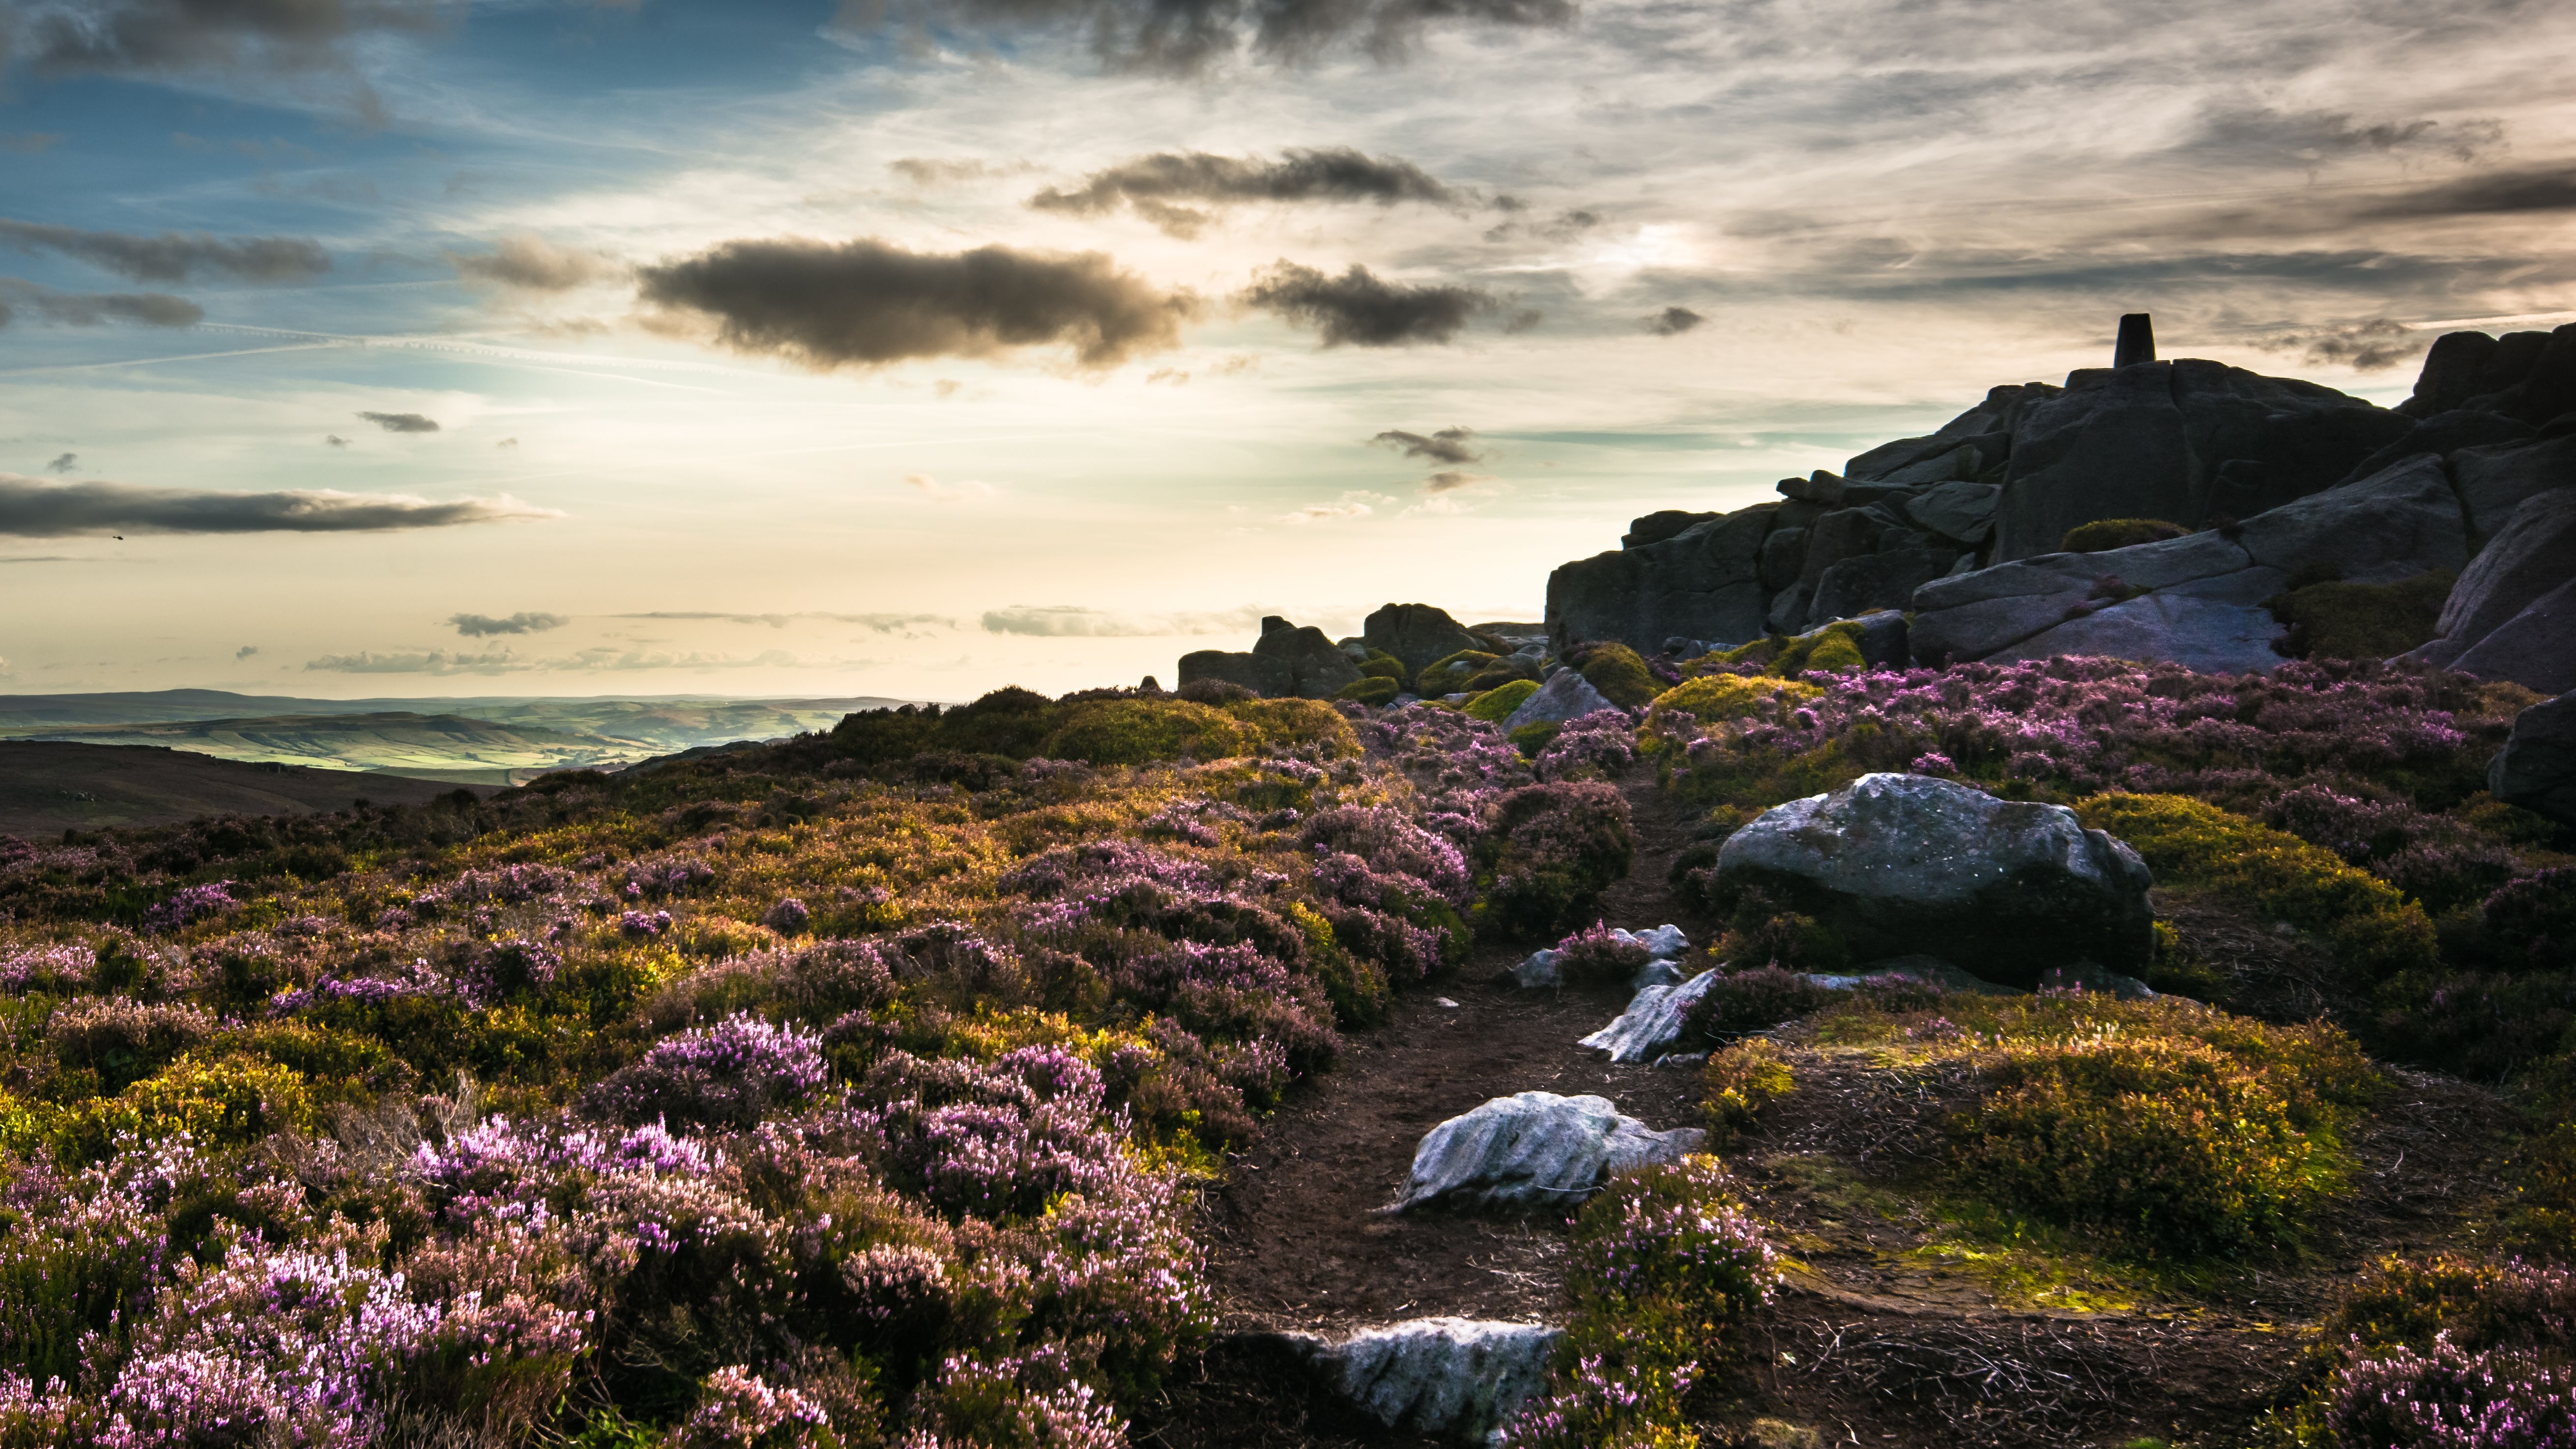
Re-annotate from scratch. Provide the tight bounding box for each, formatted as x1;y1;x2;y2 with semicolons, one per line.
0;740;492;836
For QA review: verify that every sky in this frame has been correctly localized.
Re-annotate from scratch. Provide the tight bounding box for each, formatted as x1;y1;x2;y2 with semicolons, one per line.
1;0;2571;702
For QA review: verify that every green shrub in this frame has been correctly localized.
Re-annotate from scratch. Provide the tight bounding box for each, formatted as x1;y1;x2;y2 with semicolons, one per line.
1462;661;1533;694
54;1053;315;1162
2062;518;2189;552
1416;650;1499;696
1575;644;1660;709
2075;794;2438;980
1337;676;1400;707
1703;1038;1794;1149
1684;964;1837;1036
1464;679;1538;724
1039;700;1254;766
1222;698;1361;757
2270;571;2455;661
1508;722;1561;756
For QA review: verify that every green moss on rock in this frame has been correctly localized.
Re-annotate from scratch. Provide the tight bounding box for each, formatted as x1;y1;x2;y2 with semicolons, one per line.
1416;650;1500;696
1359;650;1408;681
1464;679;1539;724
1577;643;1661;709
1040;699;1253;765
1337;676;1401;707
2271;570;2455;661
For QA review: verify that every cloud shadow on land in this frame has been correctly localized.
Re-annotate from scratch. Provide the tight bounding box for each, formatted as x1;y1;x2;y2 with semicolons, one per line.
0;278;201;328
1241;262;1495;346
637;237;1195;370
1030;148;1461;237
0;474;557;537
0;216;330;283
845;0;1572;74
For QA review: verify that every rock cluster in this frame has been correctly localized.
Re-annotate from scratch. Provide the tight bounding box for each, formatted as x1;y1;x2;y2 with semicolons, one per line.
1178;615;1361;698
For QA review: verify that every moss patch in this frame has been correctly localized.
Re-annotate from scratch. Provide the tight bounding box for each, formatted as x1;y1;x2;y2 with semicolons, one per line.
1463;678;1538;724
2271;571;2455;661
1576;642;1661;708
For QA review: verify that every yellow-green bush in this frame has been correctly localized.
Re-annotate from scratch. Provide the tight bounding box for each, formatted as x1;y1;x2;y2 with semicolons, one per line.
1464;679;1538;724
2076;794;2439;979
54;1052;315;1162
1040;699;1254;765
1223;698;1361;758
1703;1037;1793;1149
1416;650;1499;696
1576;643;1660;709
1642;674;1818;742
1337;676;1401;707
1706;618;1871;678
2063;518;2189;552
2270;571;2455;662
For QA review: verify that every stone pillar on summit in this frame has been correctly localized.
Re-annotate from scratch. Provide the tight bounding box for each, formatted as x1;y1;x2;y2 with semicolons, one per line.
2114;313;2156;369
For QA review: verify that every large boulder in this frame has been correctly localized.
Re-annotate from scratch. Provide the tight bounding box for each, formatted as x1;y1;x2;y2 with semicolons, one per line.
1714;773;2156;985
1364;604;1488;679
1253;620;1364;698
1177;649;1291;696
1808;547;1957;629
1391;1092;1706;1213
2448;577;2576;696
2410;485;2576;691
1993;359;2411;561
2491;691;2576;827
1546;503;1777;655
1501;668;1619;733
2452;433;2576;542
1280;1319;1561;1444
1906;480;2002;545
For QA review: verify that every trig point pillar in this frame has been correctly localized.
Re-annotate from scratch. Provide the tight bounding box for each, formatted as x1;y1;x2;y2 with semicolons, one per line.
2114;313;2156;368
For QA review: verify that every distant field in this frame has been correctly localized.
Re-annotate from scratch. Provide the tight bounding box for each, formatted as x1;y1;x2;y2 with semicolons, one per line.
0;741;494;838
0;691;917;782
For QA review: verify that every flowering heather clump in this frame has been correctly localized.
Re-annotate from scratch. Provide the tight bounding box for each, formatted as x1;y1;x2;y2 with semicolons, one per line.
1550;920;1652;988
1476;782;1635;939
679;1366;837;1449
142;880;234;933
622;908;674;938
589;1012;829;1129
1533;709;1639;782
0;941;95;991
2326;1337;2576;1449
1299;806;1472;906
763;896;813;935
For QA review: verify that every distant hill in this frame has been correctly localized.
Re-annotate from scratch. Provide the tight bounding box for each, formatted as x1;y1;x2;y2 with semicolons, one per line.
0;741;495;838
0;692;919;782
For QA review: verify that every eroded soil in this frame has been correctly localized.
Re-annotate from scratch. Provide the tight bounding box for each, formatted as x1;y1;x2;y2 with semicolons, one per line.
1133;773;2520;1449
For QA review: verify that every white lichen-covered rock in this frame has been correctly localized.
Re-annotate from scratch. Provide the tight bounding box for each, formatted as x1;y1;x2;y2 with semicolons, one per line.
1511;947;1564;988
1290;1318;1562;1444
1579;970;1721;1063
1716;772;2154;986
1624;924;1689;958
1631;958;1685;991
1393;1092;1705;1213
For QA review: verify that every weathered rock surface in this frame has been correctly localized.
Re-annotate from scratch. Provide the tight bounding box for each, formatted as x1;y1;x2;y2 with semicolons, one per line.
1580;970;1721;1063
1509;925;1684;989
1906;480;2002;545
1546;504;1776;655
1717;773;2156;984
1177;648;1292;696
2491;691;2576;827
1393;1092;1706;1213
2453;433;2576;542
1501;669;1619;733
1803;956;2015;995
1365;604;1488;679
2449;577;2576;696
1280;1318;1562;1444
1254;621;1364;697
2424;489;2576;666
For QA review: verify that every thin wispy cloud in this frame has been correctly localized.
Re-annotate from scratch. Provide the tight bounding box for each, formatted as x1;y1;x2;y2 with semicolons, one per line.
0;474;557;537
0;279;200;328
0;216;329;284
980;604;1274;637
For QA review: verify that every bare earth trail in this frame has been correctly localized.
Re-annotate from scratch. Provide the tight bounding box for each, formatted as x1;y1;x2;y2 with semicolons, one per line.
1135;773;2520;1449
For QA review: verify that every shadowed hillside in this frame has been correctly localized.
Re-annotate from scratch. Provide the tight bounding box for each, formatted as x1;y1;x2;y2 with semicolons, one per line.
0;741;493;836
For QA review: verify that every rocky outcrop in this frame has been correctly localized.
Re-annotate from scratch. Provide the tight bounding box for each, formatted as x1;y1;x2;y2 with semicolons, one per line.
1278;1318;1561;1444
1392;1092;1706;1213
2491;691;2576;828
1546;504;1778;655
1910;454;2469;671
1365;604;1488;679
1178;616;1361;698
2407;485;2576;694
1716;773;2156;985
2403;322;2576;426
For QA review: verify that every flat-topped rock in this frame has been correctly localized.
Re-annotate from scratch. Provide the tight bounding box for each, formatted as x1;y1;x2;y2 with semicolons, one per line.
1392;1091;1705;1213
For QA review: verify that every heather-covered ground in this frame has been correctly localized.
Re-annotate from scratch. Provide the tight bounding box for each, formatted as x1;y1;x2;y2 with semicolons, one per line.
0;661;2566;1447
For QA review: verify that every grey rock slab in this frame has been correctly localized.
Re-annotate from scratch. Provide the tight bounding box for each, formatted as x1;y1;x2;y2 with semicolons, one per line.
2453;434;2576;542
2038;962;2158;999
1580;969;1722;1063
1365;604;1489;679
2438;487;2576;650
1632;958;1685;991
1510;948;1563;988
1622;924;1689;958
2234;453;2469;585
1502;669;1620;733
1804;956;2015;995
1811;549;1952;628
2450;576;2576;696
1907;481;2002;544
1717;772;2156;983
1253;622;1365;698
1292;1318;1562;1445
1178;649;1293;697
2337;412;2536;492
1984;591;2289;675
1393;1091;1707;1213
1545;502;1776;656
2490;690;2576;827
1908;588;2095;665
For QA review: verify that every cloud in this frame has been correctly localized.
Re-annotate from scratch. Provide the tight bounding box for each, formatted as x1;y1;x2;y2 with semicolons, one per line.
617;611;954;632
358;411;439;433
0;134;64;154
303;645;851;676
1241;262;1493;347
846;0;1572;74
980;604;1272;637
1647;305;1703;336
0;278;200;328
2185;105;2506;166
0;216;329;283
637;237;1196;370
496;437;518;449
324;435;349;448
1483;208;1601;243
903;473;997;501
889;158;1024;186
448;234;622;291
45;453;76;473
2256;317;2420;372
1424;469;1493;493
7;0;446;117
1031;148;1460;238
2352;167;2576;221
1371;427;1482;464
0;474;558;537
1280;489;1389;523
449;611;568;637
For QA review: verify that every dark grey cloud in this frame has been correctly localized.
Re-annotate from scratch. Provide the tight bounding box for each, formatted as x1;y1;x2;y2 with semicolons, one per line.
358;411;438;433
1424;469;1491;493
1241;262;1493;347
1371;426;1481;464
637;237;1195;370
1483;208;1599;243
0;473;556;537
0;217;329;284
1648;305;1703;336
2257;317;2419;373
235;645;258;660
46;453;77;473
324;434;349;448
449;611;568;637
2353;167;2576;221
0;278;201;328
2186;105;2505;166
448;235;621;291
1031;148;1460;238
846;0;1572;75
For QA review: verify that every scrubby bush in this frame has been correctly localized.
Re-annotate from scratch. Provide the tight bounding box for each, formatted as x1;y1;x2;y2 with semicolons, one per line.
2264;1255;2576;1449
1683;965;1835;1038
2062;517;2189;551
1640;674;1817;744
1358;650;1407;682
1476;782;1634;938
1702;1037;1793;1148
2271;570;2455;662
1040;699;1252;765
1533;710;1638;782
